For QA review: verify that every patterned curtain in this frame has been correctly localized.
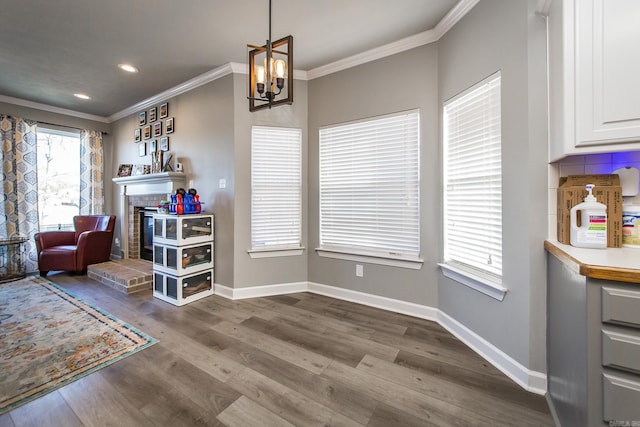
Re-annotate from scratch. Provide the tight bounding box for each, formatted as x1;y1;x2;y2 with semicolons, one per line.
79;129;104;215
0;115;40;273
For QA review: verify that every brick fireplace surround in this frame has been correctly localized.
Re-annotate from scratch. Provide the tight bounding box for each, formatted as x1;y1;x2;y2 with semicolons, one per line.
89;172;187;294
112;172;187;260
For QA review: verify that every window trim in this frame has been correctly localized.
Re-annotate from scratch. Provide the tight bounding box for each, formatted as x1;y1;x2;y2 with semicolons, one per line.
250;125;303;255
318;109;421;265
441;71;504;297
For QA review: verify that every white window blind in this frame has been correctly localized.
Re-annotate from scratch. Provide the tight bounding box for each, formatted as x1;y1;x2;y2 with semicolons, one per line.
319;110;420;258
251;126;302;250
443;72;502;278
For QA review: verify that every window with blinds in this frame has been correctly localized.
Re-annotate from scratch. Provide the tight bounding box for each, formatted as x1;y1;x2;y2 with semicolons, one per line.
319;110;420;260
443;72;502;280
251;126;302;252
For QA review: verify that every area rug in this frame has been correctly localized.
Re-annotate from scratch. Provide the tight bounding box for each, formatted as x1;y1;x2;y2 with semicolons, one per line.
0;275;157;414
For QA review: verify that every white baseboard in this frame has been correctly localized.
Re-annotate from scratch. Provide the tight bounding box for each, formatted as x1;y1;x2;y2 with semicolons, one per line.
438;310;547;395
214;282;307;300
307;282;439;321
213;280;546;394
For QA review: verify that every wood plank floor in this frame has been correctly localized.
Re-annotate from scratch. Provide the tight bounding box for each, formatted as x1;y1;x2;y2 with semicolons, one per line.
1;273;554;426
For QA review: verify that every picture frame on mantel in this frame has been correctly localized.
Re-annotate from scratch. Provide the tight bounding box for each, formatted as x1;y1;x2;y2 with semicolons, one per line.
117;164;133;177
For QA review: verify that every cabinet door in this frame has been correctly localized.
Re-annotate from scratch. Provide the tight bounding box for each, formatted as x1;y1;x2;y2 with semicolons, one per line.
576;0;640;146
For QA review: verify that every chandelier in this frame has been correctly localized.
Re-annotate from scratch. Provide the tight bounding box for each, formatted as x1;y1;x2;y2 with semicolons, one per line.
247;0;293;112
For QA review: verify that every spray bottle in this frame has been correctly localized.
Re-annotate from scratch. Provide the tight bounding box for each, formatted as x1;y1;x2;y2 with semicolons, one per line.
570;184;607;249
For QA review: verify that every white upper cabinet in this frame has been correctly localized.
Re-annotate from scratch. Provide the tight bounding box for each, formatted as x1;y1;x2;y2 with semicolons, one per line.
549;0;640;161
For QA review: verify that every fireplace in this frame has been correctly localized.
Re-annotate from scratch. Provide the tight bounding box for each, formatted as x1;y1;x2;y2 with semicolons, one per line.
138;207;156;261
112;172;187;260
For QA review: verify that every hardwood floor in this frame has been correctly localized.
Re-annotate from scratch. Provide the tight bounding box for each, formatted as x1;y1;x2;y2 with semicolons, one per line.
1;273;554;426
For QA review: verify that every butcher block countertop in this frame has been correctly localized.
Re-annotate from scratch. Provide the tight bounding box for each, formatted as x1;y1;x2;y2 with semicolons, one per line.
545;240;640;284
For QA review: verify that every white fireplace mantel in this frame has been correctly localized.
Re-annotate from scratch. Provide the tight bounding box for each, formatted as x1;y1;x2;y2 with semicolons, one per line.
113;172;187;258
113;171;187;196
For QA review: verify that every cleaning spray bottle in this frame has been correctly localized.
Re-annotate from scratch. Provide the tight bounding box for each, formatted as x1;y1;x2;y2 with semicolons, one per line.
570;184;607;249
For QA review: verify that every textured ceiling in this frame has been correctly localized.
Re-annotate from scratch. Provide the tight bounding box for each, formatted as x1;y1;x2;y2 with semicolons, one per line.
0;0;460;118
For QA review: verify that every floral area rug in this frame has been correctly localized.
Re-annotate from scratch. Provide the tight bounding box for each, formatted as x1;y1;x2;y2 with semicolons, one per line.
0;275;157;414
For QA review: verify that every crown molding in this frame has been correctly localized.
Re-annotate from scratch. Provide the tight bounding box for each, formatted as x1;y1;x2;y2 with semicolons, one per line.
433;0;481;36
306;29;439;80
108;62;236;122
0;94;109;123
306;0;479;80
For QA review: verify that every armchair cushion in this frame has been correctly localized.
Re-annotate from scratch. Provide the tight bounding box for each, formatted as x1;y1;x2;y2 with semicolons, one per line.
35;215;116;276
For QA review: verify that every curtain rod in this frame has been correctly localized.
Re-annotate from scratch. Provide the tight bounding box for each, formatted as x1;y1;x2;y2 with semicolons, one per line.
37;120;109;135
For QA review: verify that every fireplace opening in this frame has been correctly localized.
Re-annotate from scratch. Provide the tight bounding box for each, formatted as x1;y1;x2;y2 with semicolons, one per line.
139;207;156;261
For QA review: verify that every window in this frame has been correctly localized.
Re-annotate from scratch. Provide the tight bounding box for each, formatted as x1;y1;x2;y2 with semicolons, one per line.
442;72;504;299
36;127;81;231
318;110;421;268
250;126;302;257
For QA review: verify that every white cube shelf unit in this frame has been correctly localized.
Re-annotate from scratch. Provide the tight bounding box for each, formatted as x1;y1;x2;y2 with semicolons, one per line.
152;213;214;306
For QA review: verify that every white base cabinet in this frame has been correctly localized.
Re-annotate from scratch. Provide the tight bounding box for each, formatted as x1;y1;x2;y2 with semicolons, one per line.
152;214;214;306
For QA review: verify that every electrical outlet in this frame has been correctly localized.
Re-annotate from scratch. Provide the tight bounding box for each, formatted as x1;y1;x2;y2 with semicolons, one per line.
219;178;226;189
356;264;363;277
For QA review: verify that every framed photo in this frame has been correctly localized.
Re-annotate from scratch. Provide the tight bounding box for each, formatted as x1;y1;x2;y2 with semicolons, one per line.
138;111;146;126
165;117;174;134
117;164;133;177
159;102;168;119
134;128;141;142
153;121;162;137
143;124;151;140
159;136;169;151
134;164;145;175
139;141;147;157
149;139;157;153
143;165;151;174
149;107;157;122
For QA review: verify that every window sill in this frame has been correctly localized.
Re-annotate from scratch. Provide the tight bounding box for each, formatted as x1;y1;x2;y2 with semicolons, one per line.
316;248;423;270
248;247;305;259
438;262;507;301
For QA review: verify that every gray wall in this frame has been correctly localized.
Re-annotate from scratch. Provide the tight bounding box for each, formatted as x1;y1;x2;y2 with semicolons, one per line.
437;0;548;371
231;75;309;288
307;43;440;307
110;75;236;286
109;74;309;289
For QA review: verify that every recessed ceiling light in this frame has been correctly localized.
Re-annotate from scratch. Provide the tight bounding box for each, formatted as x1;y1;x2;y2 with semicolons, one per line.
118;63;139;73
74;93;91;100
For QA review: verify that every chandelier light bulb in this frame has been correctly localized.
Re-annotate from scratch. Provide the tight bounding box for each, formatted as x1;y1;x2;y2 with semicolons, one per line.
274;59;286;78
256;66;266;84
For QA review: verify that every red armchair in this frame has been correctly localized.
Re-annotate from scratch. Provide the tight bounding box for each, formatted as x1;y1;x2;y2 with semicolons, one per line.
34;215;116;276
